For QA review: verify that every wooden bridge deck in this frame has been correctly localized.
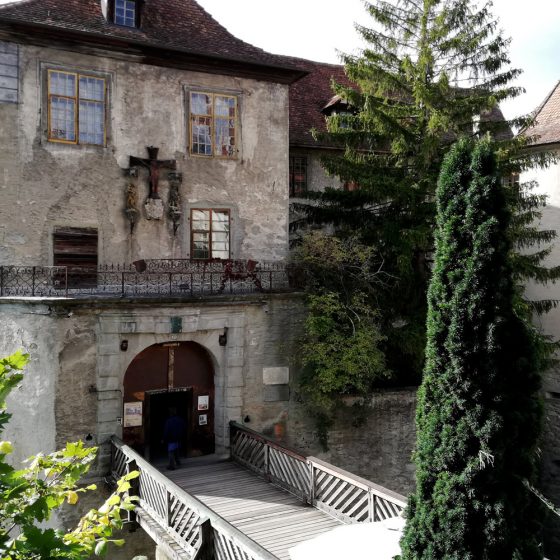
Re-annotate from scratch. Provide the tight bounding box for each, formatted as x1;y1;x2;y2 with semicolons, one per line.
111;424;407;560
164;459;341;560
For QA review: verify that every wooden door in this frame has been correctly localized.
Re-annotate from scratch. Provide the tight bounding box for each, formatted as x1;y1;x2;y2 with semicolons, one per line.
123;342;214;459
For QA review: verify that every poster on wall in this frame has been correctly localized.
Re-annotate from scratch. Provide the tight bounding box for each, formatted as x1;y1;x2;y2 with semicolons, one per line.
197;395;209;411
199;414;208;426
124;402;143;427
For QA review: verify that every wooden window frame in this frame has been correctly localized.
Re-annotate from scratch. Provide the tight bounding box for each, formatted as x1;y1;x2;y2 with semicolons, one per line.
47;69;107;146
289;156;307;197
189;91;238;159
190;208;231;260
114;0;137;27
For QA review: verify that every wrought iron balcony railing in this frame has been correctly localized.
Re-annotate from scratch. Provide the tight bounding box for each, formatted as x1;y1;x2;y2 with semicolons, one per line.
0;259;304;299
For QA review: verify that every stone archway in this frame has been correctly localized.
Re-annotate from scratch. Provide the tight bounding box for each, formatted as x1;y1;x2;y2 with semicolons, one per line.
122;341;215;461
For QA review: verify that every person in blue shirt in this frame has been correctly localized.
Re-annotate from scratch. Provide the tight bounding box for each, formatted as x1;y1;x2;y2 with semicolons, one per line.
163;407;187;470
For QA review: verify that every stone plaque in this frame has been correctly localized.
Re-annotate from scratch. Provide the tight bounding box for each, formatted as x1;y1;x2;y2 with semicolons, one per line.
263;367;289;385
144;198;164;220
170;316;182;333
264;384;290;402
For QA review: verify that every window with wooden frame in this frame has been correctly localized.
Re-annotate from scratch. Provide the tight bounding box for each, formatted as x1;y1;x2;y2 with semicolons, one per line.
53;227;98;287
47;70;106;146
114;0;137;27
190;92;237;158
190;209;230;260
289;156;307;197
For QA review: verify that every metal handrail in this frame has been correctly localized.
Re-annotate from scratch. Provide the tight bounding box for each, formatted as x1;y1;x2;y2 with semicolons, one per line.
0;260;303;298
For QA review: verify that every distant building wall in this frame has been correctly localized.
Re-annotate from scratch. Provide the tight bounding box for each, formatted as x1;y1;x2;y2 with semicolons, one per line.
522;147;560;558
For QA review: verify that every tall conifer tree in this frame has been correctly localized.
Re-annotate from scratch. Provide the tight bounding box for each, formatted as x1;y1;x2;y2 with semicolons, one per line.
399;138;543;559
302;0;557;380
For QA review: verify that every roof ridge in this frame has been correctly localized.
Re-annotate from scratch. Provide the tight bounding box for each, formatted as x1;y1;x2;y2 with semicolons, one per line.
0;0;306;79
531;79;560;125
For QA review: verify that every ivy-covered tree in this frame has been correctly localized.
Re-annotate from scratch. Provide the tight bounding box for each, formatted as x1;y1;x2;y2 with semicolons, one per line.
399;138;543;559
0;351;139;559
294;233;389;448
300;0;557;381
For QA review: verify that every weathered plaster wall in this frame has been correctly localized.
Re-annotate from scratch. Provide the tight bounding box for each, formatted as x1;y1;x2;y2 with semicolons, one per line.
0;294;307;473
290;148;344;196
522;151;560;557
1;303;58;466
0;42;290;265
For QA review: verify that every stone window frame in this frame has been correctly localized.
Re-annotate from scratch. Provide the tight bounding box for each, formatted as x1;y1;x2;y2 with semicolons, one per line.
41;63;113;149
186;87;242;160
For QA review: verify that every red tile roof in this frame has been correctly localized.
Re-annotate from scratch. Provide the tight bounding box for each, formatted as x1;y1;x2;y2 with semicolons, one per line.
286;57;353;148
0;0;304;81
524;80;560;147
286;58;512;148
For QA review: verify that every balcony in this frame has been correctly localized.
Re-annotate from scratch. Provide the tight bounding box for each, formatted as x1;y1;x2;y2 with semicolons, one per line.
0;260;303;300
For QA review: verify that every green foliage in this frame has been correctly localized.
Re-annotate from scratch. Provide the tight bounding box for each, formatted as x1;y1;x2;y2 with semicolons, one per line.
295;233;389;448
0;352;139;560
296;0;559;381
399;138;543;559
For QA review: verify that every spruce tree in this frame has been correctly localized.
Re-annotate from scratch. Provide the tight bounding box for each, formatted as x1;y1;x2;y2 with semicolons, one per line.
300;0;557;381
399;138;543;559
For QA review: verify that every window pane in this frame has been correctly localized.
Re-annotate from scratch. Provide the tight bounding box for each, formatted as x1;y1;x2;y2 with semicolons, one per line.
212;211;229;229
289;156;307;196
79;76;104;101
115;0;136;26
215;118;235;157
79;100;104;145
212;249;229;260
49;71;76;97
215;95;235;117
50;96;76;141
193;232;210;259
192;209;210;229
212;232;228;243
191;93;212;116
191;116;212;155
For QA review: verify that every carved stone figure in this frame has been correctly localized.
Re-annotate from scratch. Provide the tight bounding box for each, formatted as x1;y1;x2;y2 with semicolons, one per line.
168;171;183;235
124;183;139;233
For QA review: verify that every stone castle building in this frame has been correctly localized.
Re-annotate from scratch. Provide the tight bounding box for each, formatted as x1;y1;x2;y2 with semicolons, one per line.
0;0;308;473
0;0;416;500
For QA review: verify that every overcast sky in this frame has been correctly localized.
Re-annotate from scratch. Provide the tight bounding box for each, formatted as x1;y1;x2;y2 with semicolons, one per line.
196;0;560;121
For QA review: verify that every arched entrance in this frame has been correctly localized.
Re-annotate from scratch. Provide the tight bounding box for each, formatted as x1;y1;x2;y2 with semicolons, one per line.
122;341;215;461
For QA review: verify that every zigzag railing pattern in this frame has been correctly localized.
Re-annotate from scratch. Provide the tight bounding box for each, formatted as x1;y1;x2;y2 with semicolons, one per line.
229;423;310;501
229;422;407;523
110;437;277;560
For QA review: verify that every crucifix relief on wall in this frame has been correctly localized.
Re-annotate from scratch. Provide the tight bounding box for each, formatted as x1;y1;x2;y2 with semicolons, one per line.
129;146;176;220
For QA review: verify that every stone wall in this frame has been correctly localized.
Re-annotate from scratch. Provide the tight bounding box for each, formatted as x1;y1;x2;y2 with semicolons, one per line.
0;41;290;265
288;388;417;496
0;293;307;471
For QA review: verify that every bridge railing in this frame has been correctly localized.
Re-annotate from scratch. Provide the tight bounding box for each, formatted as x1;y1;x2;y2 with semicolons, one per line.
110;437;278;560
229;422;407;523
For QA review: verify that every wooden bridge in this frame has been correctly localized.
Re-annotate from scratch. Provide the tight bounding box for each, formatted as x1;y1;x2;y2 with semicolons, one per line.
110;422;406;560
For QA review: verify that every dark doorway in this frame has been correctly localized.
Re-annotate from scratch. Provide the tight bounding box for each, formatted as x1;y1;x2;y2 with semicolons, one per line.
145;389;191;463
122;341;215;461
